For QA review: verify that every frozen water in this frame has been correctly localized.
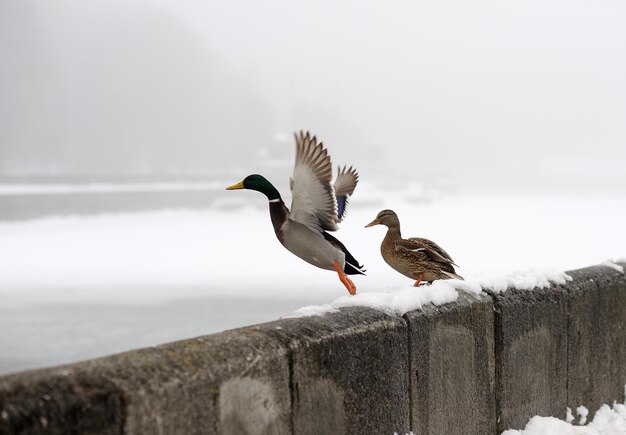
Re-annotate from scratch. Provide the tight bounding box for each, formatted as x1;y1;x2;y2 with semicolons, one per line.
2;188;624;296
1;186;625;374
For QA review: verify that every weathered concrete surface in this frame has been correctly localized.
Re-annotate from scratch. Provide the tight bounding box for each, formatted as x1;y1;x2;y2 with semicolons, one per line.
490;283;569;432
0;372;123;435
1;263;626;434
566;263;626;419
405;291;495;435
254;307;410;435
0;329;291;435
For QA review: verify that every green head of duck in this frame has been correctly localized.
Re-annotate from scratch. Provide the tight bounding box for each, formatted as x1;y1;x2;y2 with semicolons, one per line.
226;174;281;201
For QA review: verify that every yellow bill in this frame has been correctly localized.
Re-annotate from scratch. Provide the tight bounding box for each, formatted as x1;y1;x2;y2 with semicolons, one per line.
226;180;245;190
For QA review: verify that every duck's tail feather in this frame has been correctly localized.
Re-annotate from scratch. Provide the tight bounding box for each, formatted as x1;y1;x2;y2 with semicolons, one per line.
442;271;464;280
344;260;366;276
322;231;366;276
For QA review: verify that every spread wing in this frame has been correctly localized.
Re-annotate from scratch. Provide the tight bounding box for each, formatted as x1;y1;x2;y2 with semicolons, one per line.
397;237;458;266
289;131;338;232
333;165;358;223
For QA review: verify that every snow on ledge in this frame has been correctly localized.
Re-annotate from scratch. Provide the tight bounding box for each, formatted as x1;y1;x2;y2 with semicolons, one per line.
287;269;572;318
599;259;624;274
287;281;459;318
466;268;572;294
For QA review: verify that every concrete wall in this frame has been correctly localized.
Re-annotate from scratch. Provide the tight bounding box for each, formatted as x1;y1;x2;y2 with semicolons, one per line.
1;263;625;435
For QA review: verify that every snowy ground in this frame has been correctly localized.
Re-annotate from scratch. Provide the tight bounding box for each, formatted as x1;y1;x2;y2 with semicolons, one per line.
502;390;626;435
1;185;625;374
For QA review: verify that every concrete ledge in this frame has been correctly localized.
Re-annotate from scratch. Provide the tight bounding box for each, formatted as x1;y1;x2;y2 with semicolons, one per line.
405;291;495;434
566;265;626;419
490;263;626;432
1;330;291;435
1;263;625;434
490;281;569;431
255;307;410;434
0;372;123;435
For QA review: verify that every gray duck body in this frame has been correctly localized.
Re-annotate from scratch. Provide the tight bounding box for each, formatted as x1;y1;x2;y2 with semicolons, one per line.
270;200;346;271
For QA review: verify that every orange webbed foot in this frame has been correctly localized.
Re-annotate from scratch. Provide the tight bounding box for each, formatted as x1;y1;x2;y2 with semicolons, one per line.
413;273;425;287
333;261;357;295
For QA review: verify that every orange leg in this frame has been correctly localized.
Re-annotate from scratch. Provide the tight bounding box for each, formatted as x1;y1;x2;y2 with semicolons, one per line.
333;261;357;295
413;273;425;287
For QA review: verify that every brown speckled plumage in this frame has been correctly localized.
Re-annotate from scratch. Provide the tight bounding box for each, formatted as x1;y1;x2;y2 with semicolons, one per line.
366;209;463;284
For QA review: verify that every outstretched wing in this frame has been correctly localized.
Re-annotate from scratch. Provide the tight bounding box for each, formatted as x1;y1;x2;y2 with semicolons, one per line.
397;237;458;266
333;165;358;223
289;131;338;232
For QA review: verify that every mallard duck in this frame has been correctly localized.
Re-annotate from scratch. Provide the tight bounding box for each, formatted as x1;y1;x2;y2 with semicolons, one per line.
365;209;462;286
226;131;365;295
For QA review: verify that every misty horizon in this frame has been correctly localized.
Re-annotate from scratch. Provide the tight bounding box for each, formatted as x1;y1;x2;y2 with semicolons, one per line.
1;1;625;188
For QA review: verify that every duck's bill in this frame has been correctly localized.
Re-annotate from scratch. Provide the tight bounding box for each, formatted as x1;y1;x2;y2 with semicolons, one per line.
226;181;245;190
365;219;380;228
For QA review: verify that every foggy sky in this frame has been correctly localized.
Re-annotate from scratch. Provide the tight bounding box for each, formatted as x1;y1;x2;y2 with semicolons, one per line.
1;0;625;185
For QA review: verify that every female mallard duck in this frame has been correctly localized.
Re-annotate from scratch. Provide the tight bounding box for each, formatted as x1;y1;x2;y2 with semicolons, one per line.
226;131;365;295
365;209;462;286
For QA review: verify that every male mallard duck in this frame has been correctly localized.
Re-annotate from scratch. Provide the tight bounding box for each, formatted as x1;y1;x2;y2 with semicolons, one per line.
226;131;365;295
365;209;462;286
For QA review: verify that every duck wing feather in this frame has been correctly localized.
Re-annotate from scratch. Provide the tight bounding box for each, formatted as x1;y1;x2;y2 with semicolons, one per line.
289;131;338;232
397;237;458;266
333;165;358;222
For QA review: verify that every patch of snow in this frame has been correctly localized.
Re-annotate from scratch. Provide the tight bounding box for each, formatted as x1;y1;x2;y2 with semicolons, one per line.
289;304;340;317
501;416;586;435
588;404;626;433
577;406;589;425
287;269;571;318
599;260;624;274
288;281;459;318
470;269;572;293
502;390;626;435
